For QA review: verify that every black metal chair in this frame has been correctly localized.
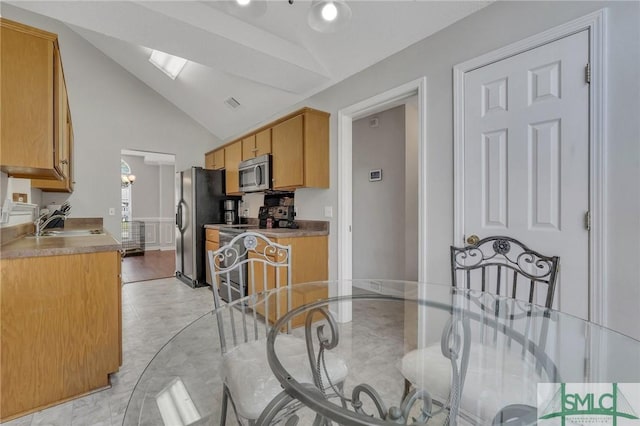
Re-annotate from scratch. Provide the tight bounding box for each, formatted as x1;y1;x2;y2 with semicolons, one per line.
401;237;560;424
450;236;559;309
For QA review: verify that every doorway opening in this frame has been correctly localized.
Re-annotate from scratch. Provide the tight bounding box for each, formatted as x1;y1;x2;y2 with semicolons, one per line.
352;98;419;289
120;149;177;284
337;77;427;323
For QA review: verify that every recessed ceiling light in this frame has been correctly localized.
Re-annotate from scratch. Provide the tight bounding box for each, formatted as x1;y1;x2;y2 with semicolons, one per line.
321;2;338;21
308;0;352;33
149;50;188;80
236;0;251;5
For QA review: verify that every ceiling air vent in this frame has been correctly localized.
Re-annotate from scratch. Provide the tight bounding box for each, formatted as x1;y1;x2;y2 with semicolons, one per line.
224;97;241;110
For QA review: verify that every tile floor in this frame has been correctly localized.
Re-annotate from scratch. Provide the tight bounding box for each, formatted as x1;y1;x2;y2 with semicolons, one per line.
4;283;442;426
3;278;214;426
120;287;426;425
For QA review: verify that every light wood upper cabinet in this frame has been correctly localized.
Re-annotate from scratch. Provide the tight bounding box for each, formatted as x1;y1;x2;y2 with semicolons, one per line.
31;113;74;192
241;135;256;161
272;110;329;190
225;141;242;195
204;107;328;192
32;53;74;192
255;129;272;157
55;51;68;179
205;149;225;170
242;129;271;161
272;115;304;188
204;152;215;170
0;18;70;180
213;149;225;170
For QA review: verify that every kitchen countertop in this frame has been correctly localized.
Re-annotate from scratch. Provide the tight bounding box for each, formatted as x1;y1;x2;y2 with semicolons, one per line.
205;219;329;238
1;219;120;260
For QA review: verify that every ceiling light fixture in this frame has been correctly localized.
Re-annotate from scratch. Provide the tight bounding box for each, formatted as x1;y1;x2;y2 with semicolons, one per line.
121;174;136;187
149;50;188;80
321;2;338;21
224;0;267;18
308;0;351;33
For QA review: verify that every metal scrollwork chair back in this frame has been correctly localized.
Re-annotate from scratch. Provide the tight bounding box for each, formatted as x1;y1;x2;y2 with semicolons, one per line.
208;232;294;425
451;236;560;309
208;232;347;425
401;237;561;425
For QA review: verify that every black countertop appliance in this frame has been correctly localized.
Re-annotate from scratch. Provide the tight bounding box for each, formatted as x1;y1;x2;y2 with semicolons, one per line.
259;205;297;229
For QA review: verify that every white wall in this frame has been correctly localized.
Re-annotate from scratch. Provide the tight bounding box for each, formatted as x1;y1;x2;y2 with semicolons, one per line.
353;105;406;280
123;155;160;218
285;1;640;339
240;192;265;219
122;155;174;220
1;4;218;239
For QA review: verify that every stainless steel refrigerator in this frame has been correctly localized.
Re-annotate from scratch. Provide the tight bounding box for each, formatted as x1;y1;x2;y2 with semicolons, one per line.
175;167;225;288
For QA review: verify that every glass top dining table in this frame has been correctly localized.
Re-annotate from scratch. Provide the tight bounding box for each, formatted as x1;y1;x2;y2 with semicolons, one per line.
123;280;640;426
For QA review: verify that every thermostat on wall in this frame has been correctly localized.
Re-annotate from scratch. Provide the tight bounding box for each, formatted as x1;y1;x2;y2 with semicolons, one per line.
369;169;382;182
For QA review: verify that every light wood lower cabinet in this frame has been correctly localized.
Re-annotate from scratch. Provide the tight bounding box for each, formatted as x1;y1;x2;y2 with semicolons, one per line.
205;240;220;287
248;235;328;328
0;250;122;422
205;229;220;286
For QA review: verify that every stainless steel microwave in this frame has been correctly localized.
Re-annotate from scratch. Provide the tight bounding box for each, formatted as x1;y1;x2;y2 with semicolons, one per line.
238;154;271;192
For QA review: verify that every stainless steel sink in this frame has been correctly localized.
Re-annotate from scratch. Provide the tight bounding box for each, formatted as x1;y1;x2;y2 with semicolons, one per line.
27;229;105;238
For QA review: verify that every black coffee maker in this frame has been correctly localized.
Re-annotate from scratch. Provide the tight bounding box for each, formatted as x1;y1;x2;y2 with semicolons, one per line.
223;199;239;225
258;206;270;228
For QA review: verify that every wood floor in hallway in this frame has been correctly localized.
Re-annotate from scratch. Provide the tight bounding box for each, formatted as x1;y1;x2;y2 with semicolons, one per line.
121;250;175;283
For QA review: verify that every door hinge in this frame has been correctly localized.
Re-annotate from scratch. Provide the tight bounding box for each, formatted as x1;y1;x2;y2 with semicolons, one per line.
584;211;591;231
585;63;591;84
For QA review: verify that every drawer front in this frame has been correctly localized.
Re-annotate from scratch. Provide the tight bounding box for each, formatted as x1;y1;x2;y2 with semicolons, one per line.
205;229;219;243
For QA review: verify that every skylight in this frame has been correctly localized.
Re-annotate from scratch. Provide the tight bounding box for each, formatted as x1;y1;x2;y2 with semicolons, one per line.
148;50;188;80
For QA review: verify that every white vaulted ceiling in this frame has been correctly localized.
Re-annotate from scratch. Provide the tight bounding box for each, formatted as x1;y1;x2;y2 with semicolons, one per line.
7;1;492;141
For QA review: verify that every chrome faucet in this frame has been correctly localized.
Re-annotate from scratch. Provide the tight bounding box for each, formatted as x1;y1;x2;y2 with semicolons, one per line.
34;214;68;237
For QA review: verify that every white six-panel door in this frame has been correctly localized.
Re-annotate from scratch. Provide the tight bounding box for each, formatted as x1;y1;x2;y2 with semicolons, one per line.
463;30;590;319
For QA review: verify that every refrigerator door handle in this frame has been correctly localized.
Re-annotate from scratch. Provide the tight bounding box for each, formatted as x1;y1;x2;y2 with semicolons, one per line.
176;202;183;231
